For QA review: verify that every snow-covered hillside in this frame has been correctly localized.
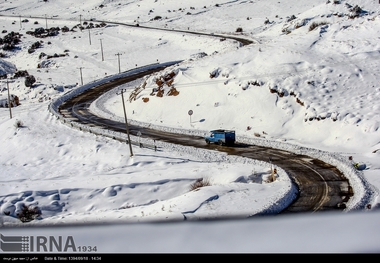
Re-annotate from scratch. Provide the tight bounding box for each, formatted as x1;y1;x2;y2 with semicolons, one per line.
0;0;380;253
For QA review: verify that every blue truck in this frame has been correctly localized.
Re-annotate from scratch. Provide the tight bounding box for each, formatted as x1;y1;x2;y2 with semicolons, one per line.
204;129;236;146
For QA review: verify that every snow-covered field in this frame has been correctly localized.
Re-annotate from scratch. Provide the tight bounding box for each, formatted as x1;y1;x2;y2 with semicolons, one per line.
0;0;380;253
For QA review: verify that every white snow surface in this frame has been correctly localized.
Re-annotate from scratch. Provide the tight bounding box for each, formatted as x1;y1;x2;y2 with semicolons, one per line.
0;0;380;253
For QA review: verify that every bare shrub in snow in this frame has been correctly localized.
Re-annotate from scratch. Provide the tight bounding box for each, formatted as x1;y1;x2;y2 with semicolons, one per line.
152;16;162;21
282;27;291;34
13;70;29;78
25;75;36;87
348;5;363;19
190;178;211;191
295;18;309;29
287;15;296;22
14;119;23;128
308;21;328;31
209;68;220;78
17;204;41;223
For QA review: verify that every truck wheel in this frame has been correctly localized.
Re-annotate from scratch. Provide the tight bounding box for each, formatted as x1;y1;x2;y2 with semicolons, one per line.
218;140;223;146
205;139;210;144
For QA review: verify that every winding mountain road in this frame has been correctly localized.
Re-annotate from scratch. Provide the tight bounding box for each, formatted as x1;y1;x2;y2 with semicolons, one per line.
40;17;353;214
58;64;353;214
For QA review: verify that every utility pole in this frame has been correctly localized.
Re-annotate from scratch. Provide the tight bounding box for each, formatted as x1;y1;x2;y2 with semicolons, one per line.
115;53;122;73
100;39;104;61
116;89;133;157
19;15;22;30
45;14;48;30
79;14;83;31
88;27;91;45
6;80;12;119
78;67;84;85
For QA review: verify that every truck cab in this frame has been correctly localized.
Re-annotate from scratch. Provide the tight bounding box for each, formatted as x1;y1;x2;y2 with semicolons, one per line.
205;129;235;146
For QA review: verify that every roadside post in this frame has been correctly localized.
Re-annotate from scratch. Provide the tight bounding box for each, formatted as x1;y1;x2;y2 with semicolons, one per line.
137;131;142;148
188;110;193;126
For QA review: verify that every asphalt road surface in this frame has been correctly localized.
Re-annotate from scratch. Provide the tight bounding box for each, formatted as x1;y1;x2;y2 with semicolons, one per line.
58;66;353;214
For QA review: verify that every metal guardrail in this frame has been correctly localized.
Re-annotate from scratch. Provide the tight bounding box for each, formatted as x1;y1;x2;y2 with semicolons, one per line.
56;114;158;151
